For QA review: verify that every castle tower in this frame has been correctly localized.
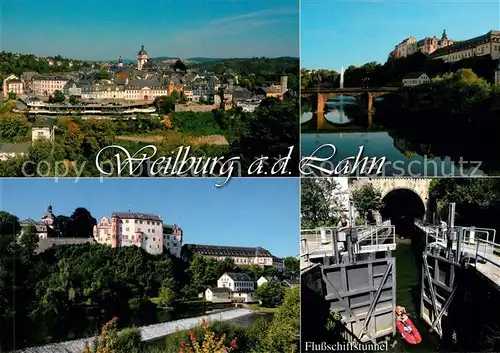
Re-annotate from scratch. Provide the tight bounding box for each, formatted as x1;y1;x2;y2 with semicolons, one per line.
110;214;119;248
279;74;288;94
118;56;123;68
137;45;148;70
42;204;55;229
441;29;448;40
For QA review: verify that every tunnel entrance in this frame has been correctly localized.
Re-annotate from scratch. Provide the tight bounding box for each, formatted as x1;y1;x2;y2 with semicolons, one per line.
380;188;425;236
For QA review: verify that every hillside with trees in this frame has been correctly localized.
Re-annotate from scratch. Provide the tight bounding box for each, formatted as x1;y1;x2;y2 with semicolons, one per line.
0;210;299;351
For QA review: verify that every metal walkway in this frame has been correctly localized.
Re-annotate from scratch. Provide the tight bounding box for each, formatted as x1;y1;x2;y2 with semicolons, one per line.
415;221;500;288
300;220;395;271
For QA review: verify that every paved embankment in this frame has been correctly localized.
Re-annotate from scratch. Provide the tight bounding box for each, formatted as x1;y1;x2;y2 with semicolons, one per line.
17;308;254;353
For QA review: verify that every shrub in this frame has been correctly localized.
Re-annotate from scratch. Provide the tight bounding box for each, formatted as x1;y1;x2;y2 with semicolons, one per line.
82;317;143;353
179;319;237;353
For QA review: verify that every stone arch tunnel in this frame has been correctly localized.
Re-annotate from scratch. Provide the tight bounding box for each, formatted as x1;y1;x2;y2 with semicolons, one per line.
380;188;426;236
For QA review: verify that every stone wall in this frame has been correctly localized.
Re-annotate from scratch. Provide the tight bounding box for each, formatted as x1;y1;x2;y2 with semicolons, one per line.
174;104;217;112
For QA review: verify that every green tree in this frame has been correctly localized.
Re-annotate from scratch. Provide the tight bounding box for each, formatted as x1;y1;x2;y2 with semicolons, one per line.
264;287;299;352
98;67;111;80
301;178;346;229
283;257;299;280
0;211;20;235
229;98;299;176
50;90;66;103
157;285;177;309
8;91;16;100
255;281;286;308
157;95;174;114
351;183;382;222
186;254;208;296
170;90;180;102
69;95;77;105
19;223;39;254
173;59;187;72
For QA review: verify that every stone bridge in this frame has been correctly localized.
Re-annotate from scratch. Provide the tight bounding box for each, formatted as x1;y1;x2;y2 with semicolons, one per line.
301;87;406;112
350;178;432;221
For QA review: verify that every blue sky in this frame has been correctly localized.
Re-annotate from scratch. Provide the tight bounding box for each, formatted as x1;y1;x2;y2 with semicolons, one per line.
301;0;500;69
0;178;299;257
2;0;299;60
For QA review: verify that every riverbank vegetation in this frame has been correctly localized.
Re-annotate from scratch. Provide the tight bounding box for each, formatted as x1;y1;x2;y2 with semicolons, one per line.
83;286;299;353
0;97;299;177
301;52;498;89
0;211;299;351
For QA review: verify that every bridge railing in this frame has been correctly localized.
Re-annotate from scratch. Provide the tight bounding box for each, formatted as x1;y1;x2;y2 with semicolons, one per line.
475;238;500;269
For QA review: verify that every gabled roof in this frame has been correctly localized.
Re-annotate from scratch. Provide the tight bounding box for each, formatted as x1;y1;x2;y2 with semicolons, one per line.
206;287;232;294
187;244;272;257
112;212;161;221
32;118;55;128
224;272;254;282
403;72;428;80
126;79;165;90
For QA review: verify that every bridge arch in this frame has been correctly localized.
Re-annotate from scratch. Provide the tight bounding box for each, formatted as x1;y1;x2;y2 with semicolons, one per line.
351;178;432;225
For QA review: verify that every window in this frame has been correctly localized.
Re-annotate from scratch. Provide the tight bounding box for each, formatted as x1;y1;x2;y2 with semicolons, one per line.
125;220;129;223
126;228;129;231
153;237;156;241
152;229;155;233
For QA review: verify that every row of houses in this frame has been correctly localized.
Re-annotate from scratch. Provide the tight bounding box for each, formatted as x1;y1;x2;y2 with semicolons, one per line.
204;272;299;303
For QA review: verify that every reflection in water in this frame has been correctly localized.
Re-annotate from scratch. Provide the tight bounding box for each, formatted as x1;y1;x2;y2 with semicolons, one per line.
300;100;496;176
324;96;358;125
301;112;312;124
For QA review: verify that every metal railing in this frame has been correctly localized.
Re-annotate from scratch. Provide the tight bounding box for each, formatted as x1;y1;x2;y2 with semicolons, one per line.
300;222;395;260
415;220;499;268
475;238;500;269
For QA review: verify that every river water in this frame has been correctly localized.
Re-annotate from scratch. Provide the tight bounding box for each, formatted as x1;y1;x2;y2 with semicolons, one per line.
301;97;493;176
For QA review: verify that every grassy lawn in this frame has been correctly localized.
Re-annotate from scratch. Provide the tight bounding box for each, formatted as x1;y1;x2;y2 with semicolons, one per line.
247;303;278;313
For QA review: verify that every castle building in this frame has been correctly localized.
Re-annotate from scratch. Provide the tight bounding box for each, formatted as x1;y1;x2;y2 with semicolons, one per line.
184;244;283;270
137;45;148;70
430;30;500;63
93;212;183;256
19;204;55;239
118;56;123;68
163;224;183;257
394;30;455;59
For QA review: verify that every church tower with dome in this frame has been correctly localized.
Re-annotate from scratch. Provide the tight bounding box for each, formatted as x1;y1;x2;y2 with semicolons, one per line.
137;45;148;70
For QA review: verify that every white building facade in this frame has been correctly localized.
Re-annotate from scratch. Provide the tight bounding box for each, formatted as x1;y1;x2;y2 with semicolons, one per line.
217;273;255;292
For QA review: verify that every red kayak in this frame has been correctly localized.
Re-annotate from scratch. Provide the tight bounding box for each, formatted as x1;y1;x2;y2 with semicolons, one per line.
396;316;422;344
